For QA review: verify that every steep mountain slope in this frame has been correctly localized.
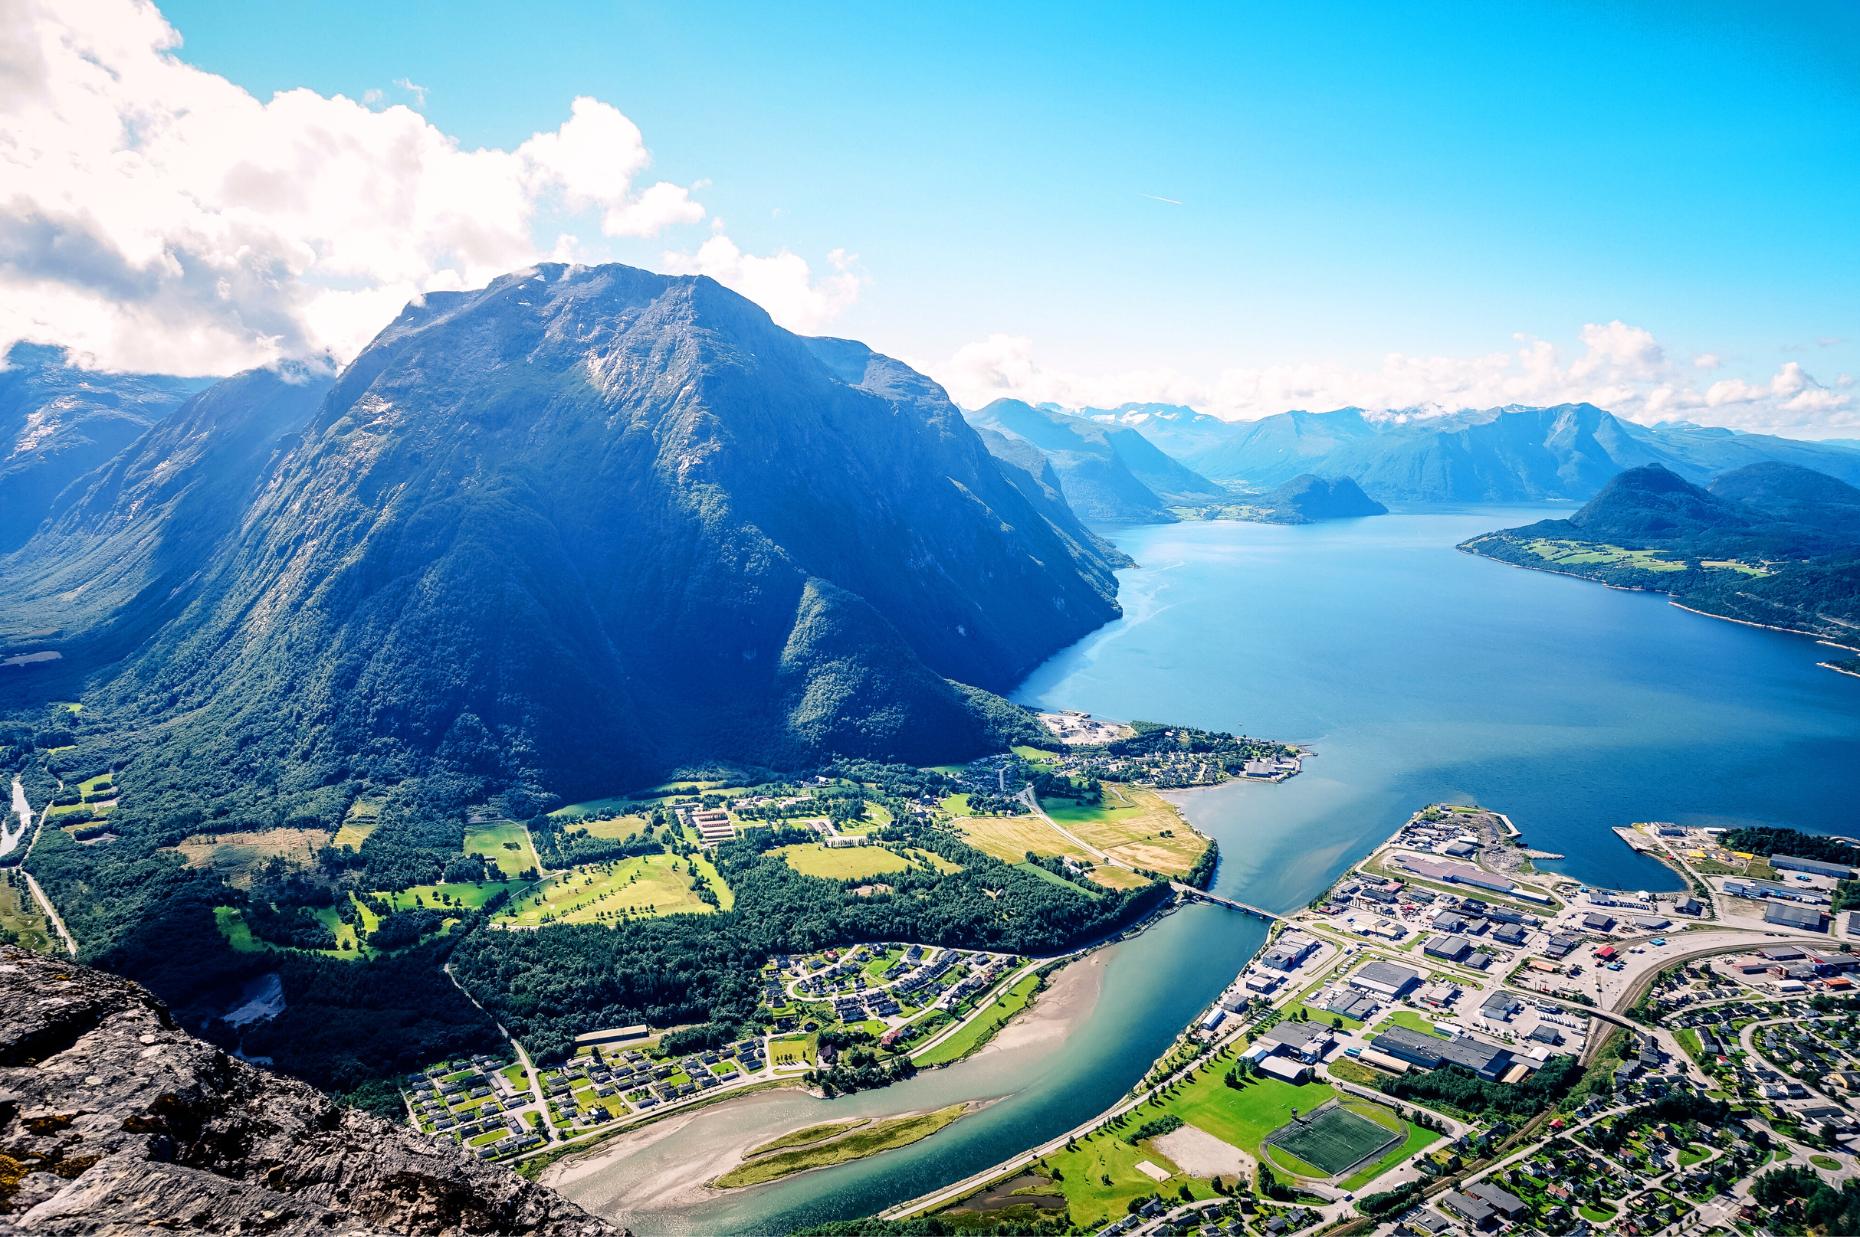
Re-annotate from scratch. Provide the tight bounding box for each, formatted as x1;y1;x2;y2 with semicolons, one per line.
0;945;613;1236
0;366;333;664
1462;463;1860;647
84;264;1121;802
1086;401;1860;502
968;399;1225;522
0;344;209;552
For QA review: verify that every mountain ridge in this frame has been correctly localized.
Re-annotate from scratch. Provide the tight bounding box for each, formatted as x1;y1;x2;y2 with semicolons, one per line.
5;263;1123;808
1078;401;1860;503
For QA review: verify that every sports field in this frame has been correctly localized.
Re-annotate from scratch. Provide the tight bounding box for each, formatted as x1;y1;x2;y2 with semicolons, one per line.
773;842;913;881
1041;785;1206;876
1264;1101;1401;1177
952;813;1093;865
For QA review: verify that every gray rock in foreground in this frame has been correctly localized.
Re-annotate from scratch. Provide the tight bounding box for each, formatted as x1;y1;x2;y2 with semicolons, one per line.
0;946;618;1236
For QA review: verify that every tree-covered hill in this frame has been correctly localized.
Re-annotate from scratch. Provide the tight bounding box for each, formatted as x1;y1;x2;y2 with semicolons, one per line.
1461;462;1860;646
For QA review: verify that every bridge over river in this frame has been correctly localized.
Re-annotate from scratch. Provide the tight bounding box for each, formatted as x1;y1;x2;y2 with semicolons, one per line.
1168;881;1284;923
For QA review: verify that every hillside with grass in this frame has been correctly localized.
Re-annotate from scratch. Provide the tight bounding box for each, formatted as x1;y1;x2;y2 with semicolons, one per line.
1462;462;1860;647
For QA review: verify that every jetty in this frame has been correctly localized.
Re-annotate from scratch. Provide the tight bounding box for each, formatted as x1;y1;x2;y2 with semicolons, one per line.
1170;882;1284;924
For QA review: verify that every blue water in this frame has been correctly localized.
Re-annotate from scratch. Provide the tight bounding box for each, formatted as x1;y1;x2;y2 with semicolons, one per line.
570;509;1860;1234
1021;510;1860;897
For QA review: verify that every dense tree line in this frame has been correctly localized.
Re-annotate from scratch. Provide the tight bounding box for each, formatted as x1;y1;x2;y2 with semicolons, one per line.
1380;1054;1582;1118
1751;1165;1860;1235
450;823;1167;1061
1720;826;1860;867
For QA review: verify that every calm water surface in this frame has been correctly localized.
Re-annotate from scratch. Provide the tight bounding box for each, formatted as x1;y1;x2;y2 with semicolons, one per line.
562;509;1860;1234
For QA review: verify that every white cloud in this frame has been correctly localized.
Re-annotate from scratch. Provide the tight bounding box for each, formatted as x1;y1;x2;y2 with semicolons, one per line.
932;324;1857;440
0;0;858;374
662;235;863;335
1692;352;1722;370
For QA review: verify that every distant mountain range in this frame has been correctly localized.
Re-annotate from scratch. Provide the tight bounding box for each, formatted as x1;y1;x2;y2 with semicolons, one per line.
1;264;1124;804
1079;401;1860;504
1462;461;1860;650
0;343;210;552
965;398;1226;523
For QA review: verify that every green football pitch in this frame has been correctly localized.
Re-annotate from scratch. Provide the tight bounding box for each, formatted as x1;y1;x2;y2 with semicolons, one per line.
1264;1102;1401;1176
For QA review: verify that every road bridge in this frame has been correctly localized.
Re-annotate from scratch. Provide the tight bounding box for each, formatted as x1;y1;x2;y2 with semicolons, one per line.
1169;882;1284;924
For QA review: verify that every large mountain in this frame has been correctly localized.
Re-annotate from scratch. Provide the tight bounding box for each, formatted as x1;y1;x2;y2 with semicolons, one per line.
966;399;1226;522
1083;401;1860;503
11;264;1123;802
0;945;613;1236
0;343;209;552
1463;462;1860;645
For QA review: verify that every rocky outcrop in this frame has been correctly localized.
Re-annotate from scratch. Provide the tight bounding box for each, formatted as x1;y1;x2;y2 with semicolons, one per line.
0;946;616;1236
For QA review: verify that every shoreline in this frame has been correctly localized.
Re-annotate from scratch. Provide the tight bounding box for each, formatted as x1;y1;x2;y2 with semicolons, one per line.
1460;541;1860;669
543;932;1115;1221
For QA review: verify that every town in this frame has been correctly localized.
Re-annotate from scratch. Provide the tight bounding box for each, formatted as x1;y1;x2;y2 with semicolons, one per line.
879;805;1860;1236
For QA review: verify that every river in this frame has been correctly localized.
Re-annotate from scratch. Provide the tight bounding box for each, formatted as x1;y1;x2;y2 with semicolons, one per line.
555;508;1860;1233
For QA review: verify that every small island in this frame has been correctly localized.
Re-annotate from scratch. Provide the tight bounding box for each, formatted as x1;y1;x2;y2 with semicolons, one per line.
1179;473;1388;525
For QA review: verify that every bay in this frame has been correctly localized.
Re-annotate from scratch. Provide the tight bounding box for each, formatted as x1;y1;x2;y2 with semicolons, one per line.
559;508;1860;1234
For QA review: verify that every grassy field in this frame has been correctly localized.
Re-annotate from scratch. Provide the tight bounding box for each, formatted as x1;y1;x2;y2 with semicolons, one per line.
173;827;332;887
713;1103;971;1188
747;1118;870;1156
1041;785;1207;876
0;876;52;952
914;970;1040;1067
495;854;716;926
333;798;381;849
1014;861;1103;898
768;1035;816;1067
383;879;532;911
772;842;913;881
567;813;651;841
1523;538;1688;573
952;813;1093;865
464;821;542;877
904;847;962;873
1084;865;1151;891
1372;1010;1447;1038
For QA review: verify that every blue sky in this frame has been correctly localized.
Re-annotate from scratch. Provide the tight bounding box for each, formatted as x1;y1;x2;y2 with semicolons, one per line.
12;1;1860;432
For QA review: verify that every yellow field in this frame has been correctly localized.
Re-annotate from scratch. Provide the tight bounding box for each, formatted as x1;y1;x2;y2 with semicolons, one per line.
773;842;913;881
173;827;332;886
1084;865;1151;890
495;853;719;926
1042;785;1206;876
568;813;651;841
952;813;1094;865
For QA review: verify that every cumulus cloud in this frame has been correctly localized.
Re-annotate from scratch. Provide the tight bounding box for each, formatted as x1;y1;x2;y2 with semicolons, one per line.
0;0;858;374
662;236;863;335
932;323;1857;439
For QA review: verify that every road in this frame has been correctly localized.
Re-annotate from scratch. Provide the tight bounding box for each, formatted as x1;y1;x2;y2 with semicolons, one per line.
24;871;76;956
